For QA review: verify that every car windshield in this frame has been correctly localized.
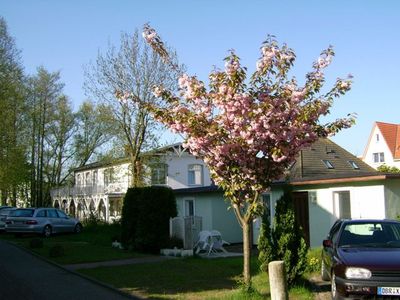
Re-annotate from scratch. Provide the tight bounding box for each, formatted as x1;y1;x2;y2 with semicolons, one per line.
9;209;35;218
339;222;400;248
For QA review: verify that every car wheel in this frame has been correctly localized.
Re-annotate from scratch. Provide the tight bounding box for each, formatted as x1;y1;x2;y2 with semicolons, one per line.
74;223;82;234
43;225;52;238
321;260;330;281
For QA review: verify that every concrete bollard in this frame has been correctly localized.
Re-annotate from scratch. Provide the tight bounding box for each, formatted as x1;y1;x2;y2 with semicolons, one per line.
268;261;288;300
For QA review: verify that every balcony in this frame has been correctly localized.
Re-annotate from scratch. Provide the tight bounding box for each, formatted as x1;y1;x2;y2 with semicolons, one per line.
50;182;128;199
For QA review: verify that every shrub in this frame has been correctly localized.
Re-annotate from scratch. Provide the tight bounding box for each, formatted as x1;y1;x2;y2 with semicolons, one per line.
121;186;177;253
258;190;308;286
258;208;274;272
83;212;106;228
49;244;65;258
29;238;44;249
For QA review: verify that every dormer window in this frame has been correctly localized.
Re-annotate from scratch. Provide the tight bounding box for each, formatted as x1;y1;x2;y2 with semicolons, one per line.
322;160;334;169
348;160;360;170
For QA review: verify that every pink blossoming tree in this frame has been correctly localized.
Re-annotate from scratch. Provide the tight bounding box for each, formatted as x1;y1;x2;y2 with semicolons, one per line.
119;24;354;285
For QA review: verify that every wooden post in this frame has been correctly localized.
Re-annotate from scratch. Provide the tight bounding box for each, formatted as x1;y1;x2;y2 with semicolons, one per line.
268;261;288;300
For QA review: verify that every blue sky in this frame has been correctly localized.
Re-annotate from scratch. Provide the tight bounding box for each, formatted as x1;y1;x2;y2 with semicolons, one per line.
2;0;400;156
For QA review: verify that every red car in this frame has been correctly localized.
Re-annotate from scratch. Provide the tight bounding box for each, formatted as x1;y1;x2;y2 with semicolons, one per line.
322;219;400;299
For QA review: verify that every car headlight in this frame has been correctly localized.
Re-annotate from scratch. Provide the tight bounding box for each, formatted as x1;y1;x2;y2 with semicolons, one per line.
345;267;372;279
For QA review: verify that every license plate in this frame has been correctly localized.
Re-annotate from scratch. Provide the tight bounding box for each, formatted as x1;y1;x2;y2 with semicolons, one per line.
378;287;400;295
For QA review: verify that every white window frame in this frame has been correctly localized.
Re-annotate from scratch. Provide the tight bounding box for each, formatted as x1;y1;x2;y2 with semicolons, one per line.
188;164;203;186
183;198;195;217
93;170;98;186
151;163;168;185
333;190;351;219
373;152;385;163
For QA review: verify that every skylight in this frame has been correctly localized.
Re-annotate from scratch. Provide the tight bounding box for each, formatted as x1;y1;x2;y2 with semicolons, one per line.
348;160;360;170
322;160;334;169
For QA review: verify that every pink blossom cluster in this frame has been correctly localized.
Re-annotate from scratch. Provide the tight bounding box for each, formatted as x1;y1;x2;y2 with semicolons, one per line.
225;59;240;76
133;27;354;211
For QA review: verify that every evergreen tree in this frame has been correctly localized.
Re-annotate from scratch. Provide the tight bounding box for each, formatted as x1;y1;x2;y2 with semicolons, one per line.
258;190;308;286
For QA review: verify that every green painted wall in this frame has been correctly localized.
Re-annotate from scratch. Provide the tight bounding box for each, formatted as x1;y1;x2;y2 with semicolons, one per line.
175;192;242;243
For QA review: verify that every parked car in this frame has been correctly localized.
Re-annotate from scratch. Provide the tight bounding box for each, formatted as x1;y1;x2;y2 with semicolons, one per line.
0;207;16;232
5;208;82;237
321;219;400;299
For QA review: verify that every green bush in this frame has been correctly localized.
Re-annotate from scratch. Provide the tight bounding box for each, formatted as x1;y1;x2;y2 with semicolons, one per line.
49;244;65;258
29;238;44;249
121;186;177;253
121;188;143;249
258;208;274;272
258;190;308;286
83;212;106;228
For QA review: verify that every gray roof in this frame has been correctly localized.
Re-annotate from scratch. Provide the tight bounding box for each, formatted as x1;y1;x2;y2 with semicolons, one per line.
286;138;380;183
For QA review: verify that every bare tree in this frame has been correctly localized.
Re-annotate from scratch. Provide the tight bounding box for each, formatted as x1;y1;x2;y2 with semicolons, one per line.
84;30;182;187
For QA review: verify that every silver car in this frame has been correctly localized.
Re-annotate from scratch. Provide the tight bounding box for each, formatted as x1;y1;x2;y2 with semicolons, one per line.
0;207;16;232
5;208;82;237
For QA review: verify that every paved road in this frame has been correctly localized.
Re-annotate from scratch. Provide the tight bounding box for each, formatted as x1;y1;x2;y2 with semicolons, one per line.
0;240;139;300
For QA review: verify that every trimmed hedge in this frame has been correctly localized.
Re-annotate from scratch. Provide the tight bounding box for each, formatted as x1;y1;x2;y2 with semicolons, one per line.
121;186;177;253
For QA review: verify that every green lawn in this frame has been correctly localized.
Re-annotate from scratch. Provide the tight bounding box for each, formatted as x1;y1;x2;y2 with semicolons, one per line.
0;223;145;264
79;256;315;300
0;224;318;299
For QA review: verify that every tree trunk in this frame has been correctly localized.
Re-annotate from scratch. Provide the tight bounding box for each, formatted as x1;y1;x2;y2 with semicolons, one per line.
243;220;252;287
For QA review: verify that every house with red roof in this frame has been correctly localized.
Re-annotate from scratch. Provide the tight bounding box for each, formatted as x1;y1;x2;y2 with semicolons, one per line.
362;122;400;169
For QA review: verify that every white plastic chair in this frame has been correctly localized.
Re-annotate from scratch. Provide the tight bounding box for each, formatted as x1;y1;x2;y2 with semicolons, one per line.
208;230;229;255
194;230;230;255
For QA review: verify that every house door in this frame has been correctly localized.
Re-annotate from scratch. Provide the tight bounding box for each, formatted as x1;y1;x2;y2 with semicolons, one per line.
292;192;310;247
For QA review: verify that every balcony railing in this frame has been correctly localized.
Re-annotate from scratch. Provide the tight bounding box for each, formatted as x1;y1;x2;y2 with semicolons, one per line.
50;182;128;199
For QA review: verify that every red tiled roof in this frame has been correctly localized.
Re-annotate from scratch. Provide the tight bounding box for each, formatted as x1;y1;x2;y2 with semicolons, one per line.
376;122;400;159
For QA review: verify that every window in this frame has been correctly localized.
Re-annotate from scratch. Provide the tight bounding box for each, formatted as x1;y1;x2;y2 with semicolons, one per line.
93;170;98;186
322;160;334;169
57;210;67;218
333;191;351;219
373;152;385;163
376;134;380;142
47;209;58;218
151;163;168;185
36;210;46;217
188;164;203;185
104;168;115;185
76;174;82;186
348;160;360;169
184;199;195;216
85;172;91;186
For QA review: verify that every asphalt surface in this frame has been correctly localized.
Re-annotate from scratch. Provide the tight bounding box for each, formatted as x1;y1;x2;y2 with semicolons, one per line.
0;239;139;300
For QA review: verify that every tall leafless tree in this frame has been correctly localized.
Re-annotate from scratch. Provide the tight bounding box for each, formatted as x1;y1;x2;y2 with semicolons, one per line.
84;30;182;187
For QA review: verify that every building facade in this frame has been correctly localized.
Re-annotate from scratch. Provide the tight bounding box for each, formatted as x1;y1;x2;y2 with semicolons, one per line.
50;144;211;222
362;121;400;169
